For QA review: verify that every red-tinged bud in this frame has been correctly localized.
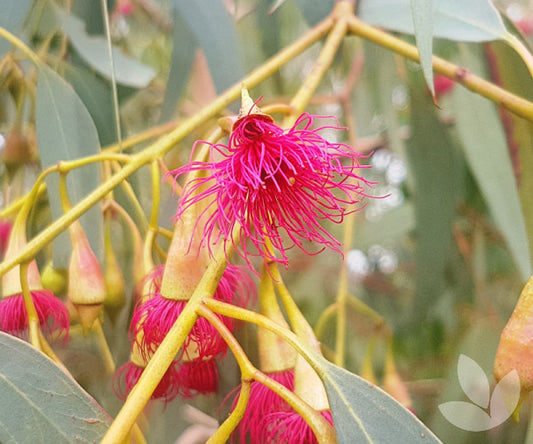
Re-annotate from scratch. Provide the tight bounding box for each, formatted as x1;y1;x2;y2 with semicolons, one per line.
41;262;68;295
2;129;32;169
494;275;533;413
434;74;455;97
383;351;414;414
67;220;106;333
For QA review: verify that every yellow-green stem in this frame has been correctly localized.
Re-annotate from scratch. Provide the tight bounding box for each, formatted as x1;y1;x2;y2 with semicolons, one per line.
101;236;235;443
314;303;338;340
93;319;116;374
0;15;333;279
285;2;351;126
19;261;40;349
347;15;533;122
199;304;335;444
149;161;161;230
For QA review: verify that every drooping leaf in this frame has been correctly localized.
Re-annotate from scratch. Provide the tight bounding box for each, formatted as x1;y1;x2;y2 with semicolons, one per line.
316;358;441;443
406;74;462;318
293;0;333;26
0;332;111;443
457;354;490;408
0;0;33;59
484;38;533;271
58;10;156;88
63;62;116;145
36;65;103;266
171;0;244;93
359;0;509;42
159;10;197;122
410;0;435;97
450;44;531;280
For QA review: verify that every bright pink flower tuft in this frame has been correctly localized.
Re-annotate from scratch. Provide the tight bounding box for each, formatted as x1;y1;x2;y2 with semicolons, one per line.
113;360;182;403
0;289;69;343
0;220;12;258
176;359;219;398
173;113;371;267
230;370;294;443
262;409;334;444
132;264;252;359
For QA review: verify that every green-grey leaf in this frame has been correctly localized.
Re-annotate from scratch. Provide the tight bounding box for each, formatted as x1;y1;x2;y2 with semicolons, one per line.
58;11;156;88
411;0;435;96
36;65;103;266
159;10;197;122
0;0;33;59
359;0;509;42
407;76;462;318
317;358;441;443
293;0;333;26
0;332;111;443
451;44;531;279
171;0;244;93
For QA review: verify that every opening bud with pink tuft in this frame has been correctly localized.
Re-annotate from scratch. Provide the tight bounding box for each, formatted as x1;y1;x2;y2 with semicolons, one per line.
0;223;69;342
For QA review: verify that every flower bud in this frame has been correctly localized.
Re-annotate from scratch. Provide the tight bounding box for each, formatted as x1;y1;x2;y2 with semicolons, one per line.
383;352;414;413
2;128;32;169
494;274;533;414
41;262;68;295
103;223;126;323
67;220;106;333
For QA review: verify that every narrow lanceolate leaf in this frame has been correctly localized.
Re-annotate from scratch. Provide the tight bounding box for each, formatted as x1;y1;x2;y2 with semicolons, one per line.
485;39;533;271
410;0;435;97
0;0;33;58
36;65;103;266
159;10;197;123
171;0;244;93
407;76;462;318
0;333;111;443
316;358;441;443
359;0;508;42
58;11;156;88
451;44;531;279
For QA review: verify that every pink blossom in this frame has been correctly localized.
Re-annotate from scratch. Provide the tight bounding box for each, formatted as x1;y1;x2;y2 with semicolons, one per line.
0;220;12;258
113;360;182;403
230;369;294;443
0;289;69;343
173;112;371;267
129;264;253;398
262;409;334;444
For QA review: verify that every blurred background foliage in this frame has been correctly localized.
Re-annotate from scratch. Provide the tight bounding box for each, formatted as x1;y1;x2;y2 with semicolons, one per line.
2;0;533;442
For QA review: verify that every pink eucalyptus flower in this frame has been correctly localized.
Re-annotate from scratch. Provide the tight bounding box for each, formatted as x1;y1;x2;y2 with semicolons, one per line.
230;369;294;443
262;409;334;444
130;264;253;398
113;359;182;403
173;111;371;268
0;289;69;343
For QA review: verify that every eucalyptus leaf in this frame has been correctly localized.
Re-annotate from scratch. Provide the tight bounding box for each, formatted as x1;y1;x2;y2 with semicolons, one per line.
450;44;531;280
293;0;333;26
36;65;103;266
359;0;509;42
410;0;435;96
407;74;462;317
317;358;441;443
58;10;156;88
0;0;33;59
171;0;244;93
0;332;111;443
159;10;197;122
